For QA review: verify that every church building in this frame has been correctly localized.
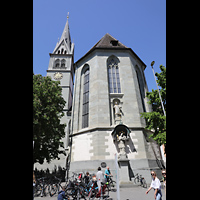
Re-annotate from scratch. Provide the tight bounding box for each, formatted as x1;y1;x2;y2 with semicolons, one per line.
35;16;164;185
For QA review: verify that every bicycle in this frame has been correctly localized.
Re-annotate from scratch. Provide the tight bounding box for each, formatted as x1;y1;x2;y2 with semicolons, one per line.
106;176;116;192
48;176;63;197
87;181;109;200
96;182;109;200
65;179;87;199
87;180;99;200
34;177;49;197
133;173;147;188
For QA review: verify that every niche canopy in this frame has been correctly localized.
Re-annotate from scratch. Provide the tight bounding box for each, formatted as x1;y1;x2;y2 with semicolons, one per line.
111;124;131;142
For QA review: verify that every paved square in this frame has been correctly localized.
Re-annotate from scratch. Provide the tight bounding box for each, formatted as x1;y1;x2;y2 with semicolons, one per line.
34;186;166;200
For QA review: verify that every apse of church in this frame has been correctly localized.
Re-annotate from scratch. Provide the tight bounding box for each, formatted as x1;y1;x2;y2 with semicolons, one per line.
70;33;163;184
72;33;151;132
72;33;153;162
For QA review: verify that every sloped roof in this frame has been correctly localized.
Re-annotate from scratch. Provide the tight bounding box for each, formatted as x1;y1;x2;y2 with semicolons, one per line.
92;33;128;49
75;33;146;68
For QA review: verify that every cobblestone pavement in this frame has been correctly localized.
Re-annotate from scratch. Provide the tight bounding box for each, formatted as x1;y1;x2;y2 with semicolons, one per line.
34;186;166;200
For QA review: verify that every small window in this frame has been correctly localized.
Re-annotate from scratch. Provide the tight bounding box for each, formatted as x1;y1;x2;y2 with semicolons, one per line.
110;40;118;46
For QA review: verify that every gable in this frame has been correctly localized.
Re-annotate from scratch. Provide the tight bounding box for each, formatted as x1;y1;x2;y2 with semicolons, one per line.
53;39;71;54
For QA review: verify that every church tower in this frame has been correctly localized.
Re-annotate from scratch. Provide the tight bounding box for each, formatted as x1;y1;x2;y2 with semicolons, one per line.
46;16;74;113
46;16;75;166
70;33;163;184
35;16;75;170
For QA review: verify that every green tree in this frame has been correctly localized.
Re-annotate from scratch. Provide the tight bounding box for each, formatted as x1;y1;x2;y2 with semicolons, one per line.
141;65;166;151
33;74;66;164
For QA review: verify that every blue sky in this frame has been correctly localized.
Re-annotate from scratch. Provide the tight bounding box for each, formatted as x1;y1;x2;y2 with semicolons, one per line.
33;0;166;92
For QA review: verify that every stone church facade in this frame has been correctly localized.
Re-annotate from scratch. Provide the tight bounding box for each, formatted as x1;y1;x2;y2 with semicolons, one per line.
34;17;164;184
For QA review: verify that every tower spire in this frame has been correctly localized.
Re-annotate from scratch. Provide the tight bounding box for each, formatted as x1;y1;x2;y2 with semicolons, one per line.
52;11;72;54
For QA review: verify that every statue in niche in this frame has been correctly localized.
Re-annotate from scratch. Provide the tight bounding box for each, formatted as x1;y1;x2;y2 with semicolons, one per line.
113;101;122;120
116;130;130;160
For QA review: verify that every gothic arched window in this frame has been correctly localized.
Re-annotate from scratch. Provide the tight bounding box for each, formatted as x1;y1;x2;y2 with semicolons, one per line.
82;65;90;128
54;59;60;68
135;66;146;112
61;59;66;68
107;57;121;93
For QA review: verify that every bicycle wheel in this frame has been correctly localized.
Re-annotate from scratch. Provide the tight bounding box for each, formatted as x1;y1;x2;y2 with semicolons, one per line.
48;183;58;197
88;189;98;200
79;187;88;200
110;180;116;192
65;187;76;199
34;184;42;197
134;177;139;185
102;186;109;199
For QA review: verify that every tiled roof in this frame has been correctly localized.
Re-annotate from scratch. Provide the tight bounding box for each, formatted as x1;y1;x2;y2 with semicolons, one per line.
92;33;128;49
75;33;146;68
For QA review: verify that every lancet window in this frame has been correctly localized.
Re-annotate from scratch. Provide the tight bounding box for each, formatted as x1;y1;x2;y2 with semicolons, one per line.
108;57;121;93
82;66;90;128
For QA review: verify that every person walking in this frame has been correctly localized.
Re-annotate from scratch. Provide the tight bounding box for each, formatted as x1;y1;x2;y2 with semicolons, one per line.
146;171;162;200
96;167;105;191
161;169;166;195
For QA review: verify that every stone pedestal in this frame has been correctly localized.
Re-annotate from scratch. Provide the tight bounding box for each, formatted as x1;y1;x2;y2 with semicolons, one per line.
111;124;135;187
118;158;134;187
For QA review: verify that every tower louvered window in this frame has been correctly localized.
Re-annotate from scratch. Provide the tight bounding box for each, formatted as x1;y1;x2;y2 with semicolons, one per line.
82;68;89;128
108;59;121;93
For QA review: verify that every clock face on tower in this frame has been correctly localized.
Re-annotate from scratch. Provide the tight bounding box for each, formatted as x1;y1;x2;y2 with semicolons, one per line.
53;72;63;80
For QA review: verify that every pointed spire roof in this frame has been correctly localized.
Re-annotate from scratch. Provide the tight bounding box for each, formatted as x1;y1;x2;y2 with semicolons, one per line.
59;18;71;48
52;16;72;54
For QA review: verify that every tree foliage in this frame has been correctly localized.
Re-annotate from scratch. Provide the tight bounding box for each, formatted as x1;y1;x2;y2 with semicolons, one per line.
33;74;66;164
141;65;166;151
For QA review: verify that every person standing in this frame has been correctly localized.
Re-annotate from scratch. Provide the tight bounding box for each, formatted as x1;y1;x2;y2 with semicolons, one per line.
146;171;162;200
84;171;90;185
96;167;105;191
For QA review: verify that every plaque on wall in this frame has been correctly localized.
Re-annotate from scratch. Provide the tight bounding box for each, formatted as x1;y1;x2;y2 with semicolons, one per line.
101;162;107;168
